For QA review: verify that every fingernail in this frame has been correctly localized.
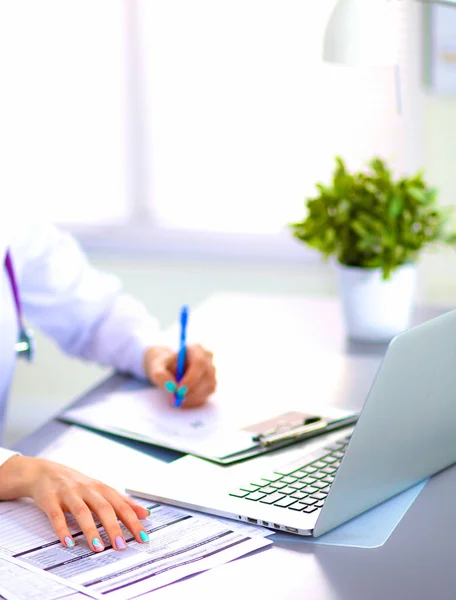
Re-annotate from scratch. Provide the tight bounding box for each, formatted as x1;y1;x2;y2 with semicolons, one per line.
139;531;150;543
115;536;126;550
144;509;151;517
64;536;75;548
177;386;187;397
164;381;176;393
92;538;104;551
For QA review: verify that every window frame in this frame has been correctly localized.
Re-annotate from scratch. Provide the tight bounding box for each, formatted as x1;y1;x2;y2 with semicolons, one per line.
64;221;318;263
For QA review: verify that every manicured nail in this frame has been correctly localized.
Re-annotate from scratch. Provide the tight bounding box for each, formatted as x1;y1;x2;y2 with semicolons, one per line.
139;531;150;542
177;386;187;397
92;538;104;551
115;536;126;550
64;536;75;548
164;381;176;393
144;509;151;517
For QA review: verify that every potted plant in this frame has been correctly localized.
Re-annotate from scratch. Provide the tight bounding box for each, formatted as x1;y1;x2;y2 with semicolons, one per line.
290;156;456;341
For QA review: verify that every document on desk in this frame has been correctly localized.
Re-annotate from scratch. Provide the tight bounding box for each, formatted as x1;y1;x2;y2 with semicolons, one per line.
0;427;272;600
60;385;357;464
0;554;77;600
0;497;271;600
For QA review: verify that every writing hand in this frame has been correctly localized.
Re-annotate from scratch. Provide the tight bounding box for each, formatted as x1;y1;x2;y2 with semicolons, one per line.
144;344;217;408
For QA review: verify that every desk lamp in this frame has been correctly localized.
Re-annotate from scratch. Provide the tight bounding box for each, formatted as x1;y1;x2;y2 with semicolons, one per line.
323;0;455;114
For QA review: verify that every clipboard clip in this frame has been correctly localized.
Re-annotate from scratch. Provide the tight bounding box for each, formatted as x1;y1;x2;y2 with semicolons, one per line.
252;416;328;448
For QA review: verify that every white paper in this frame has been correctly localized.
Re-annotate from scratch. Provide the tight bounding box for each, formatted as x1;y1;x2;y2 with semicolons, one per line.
0;555;75;600
61;387;355;461
0;497;271;600
61;388;253;459
0;427;272;600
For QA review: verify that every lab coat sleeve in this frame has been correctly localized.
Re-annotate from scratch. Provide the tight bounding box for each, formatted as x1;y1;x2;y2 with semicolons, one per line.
15;222;166;379
0;448;20;468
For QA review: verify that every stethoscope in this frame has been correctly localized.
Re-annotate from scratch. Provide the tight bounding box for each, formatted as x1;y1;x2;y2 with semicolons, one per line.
4;250;35;361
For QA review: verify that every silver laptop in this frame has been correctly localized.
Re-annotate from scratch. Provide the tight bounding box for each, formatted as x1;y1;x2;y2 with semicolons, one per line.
127;309;456;537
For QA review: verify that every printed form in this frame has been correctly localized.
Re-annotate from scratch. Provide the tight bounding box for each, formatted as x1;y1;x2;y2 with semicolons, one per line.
0;499;270;600
0;428;272;600
0;554;77;600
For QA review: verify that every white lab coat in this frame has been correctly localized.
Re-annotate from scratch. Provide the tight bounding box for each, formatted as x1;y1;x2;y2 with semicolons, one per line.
0;219;164;468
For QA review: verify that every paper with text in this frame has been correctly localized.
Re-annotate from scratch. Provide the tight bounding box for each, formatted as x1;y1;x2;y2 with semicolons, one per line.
0;555;75;600
0;497;271;600
0;427;271;600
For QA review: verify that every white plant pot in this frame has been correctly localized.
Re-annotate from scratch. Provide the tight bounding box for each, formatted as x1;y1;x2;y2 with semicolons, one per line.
336;263;417;342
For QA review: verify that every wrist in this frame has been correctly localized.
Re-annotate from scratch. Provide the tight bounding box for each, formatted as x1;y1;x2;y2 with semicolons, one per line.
0;455;38;500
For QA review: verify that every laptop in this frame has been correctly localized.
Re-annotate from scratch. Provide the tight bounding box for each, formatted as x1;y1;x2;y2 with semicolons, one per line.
127;309;456;537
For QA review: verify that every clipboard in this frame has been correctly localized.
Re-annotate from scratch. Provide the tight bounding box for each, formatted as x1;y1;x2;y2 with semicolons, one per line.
59;387;358;465
216;410;358;463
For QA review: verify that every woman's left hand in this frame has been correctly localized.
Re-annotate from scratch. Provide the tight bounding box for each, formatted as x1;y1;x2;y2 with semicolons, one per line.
0;455;151;552
144;344;217;408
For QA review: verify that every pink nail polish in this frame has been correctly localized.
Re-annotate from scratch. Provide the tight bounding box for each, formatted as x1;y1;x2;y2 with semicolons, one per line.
115;536;126;550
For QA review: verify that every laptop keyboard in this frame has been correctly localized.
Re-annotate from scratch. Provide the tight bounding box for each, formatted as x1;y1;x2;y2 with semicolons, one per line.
229;436;350;514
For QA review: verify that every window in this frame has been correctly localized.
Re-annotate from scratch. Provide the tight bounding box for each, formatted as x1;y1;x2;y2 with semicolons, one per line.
0;1;423;260
0;1;129;225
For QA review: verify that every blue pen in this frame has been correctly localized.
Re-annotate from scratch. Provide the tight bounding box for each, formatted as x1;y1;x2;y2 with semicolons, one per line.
175;305;189;407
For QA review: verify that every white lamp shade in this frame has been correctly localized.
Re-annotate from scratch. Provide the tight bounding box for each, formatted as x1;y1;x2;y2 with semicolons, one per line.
323;0;399;67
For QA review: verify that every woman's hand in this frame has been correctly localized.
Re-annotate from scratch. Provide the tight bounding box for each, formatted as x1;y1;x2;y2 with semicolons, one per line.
144;344;217;408
0;455;150;551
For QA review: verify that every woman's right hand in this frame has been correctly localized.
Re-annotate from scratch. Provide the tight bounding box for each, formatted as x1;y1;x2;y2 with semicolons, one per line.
0;454;151;552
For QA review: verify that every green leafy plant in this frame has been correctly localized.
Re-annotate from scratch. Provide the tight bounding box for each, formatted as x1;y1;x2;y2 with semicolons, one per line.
290;156;456;279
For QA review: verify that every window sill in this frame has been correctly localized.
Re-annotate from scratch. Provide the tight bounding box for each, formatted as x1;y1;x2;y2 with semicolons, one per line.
60;223;319;265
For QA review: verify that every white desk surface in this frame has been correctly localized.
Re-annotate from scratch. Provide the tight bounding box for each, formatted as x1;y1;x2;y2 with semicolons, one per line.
15;292;453;600
167;292;382;414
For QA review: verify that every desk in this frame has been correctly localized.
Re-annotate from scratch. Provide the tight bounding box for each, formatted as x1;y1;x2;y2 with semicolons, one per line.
14;293;456;600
